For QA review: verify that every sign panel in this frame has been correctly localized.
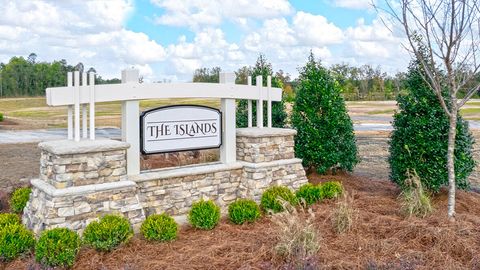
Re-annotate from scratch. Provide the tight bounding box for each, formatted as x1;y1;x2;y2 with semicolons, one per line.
140;105;222;154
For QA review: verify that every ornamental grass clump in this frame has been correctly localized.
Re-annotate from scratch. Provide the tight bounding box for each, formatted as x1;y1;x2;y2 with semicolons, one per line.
83;214;133;252
141;213;178;242
228;199;261;225
261;186;297;213
296;183;322;206
399;169;433;218
0;223;35;261
321;181;343;199
9;187;31;213
272;200;319;268
0;213;20;227
331;191;356;234
35;228;81;268
188;199;220;230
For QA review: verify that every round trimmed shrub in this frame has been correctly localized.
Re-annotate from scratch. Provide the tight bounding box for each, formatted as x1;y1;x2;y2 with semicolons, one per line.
260;186;297;213
228;199;261;225
0;223;35;261
10;187;31;213
141;214;178;242
188;199;220;230
0;213;20;227
321;181;343;199
296;183;322;205
35;228;81;268
83;215;133;252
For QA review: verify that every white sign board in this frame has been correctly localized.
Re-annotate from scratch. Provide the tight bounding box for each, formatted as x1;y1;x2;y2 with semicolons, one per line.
141;105;222;154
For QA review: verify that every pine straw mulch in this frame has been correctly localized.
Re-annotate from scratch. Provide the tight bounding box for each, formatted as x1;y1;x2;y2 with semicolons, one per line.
3;173;480;270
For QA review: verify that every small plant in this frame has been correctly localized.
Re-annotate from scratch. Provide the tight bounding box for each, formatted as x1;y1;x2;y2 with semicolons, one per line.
188;199;220;230
261;186;297;213
399;169;433;218
0;113;3;122
10;187;31;213
296;183;322;206
0;223;35;261
331;191;356;234
141;213;178;242
35;228;81;268
0;213;20;227
83;214;133;251
321;181;343;199
228;199;261;225
272;200;320;268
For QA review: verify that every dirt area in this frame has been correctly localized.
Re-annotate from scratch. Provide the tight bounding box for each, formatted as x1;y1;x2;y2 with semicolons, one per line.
2;173;480;269
0;143;40;193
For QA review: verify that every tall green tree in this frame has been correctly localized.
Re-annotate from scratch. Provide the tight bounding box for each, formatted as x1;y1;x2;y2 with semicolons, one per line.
192;67;221;83
292;52;358;174
389;56;475;192
236;54;287;128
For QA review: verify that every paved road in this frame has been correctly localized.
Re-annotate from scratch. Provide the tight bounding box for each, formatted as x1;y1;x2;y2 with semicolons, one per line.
1;119;480;144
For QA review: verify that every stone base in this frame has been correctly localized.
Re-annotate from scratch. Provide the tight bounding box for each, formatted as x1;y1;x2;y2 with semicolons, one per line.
23;128;308;235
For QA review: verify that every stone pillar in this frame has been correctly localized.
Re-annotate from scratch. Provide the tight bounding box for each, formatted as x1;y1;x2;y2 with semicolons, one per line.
23;139;146;235
236;128;308;201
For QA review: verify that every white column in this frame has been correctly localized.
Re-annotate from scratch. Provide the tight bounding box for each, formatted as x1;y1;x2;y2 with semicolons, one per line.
74;71;80;142
267;75;272;128
256;75;263;128
67;72;73;140
82;72;88;139
121;69;140;175
247;76;252;128
220;72;236;164
89;72;96;140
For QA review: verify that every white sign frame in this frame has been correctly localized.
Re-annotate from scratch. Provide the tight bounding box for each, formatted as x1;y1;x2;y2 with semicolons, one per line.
140;105;222;155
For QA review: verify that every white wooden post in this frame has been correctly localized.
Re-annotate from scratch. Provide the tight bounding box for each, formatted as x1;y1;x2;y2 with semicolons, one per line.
82;72;88;139
256;75;263;128
121;69;140;175
88;72;96;140
220;72;236;164
247;76;252;127
74;71;80;142
267;75;272;128
67;72;73;140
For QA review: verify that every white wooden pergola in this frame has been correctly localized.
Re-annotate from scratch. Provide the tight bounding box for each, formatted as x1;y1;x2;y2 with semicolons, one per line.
45;69;282;176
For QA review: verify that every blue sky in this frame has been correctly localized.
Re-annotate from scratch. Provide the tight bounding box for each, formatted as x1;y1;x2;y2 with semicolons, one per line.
0;0;408;81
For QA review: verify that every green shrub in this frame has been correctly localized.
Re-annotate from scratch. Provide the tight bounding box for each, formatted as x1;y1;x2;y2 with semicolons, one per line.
321;181;343;199
228;199;261;225
389;56;475;192
399;170;433;218
35;228;81;268
83;215;133;251
188;199;220;230
261;186;297;213
141;214;178;242
0;113;3;122
10;187;31;213
0;223;35;261
292;52;358;174
0;213;20;227
295;183;322;206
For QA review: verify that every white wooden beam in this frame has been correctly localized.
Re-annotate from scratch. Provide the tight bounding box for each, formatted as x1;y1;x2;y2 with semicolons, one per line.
74;71;80;142
88;72;95;140
121;69;140;176
82;72;88;139
220;72;236;164
256;75;263;128
67;72;73;140
247;76;252;128
46;83;282;106
267;75;272;128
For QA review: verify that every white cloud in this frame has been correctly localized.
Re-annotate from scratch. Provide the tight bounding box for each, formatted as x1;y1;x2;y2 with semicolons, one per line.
292;11;344;46
151;0;293;29
331;0;375;10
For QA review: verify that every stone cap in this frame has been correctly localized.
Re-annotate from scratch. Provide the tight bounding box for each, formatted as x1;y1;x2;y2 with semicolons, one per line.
236;127;297;137
39;139;130;155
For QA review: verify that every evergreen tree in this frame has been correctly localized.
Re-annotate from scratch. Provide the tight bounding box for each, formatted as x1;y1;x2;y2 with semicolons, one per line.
292;52;358;173
236;54;287;128
389;57;475;192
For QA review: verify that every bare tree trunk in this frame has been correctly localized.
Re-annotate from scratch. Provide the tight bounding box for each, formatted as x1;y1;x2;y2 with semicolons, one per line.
447;101;458;220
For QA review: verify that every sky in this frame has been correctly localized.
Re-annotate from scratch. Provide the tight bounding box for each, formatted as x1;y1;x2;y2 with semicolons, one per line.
0;0;409;82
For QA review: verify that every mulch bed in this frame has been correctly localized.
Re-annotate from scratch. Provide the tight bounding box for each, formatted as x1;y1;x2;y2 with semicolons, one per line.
2;173;480;269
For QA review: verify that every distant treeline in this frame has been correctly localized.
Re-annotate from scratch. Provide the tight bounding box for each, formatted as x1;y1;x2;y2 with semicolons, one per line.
0;53;120;97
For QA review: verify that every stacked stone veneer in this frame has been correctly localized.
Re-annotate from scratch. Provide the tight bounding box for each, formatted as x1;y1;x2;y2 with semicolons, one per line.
23;128;307;235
